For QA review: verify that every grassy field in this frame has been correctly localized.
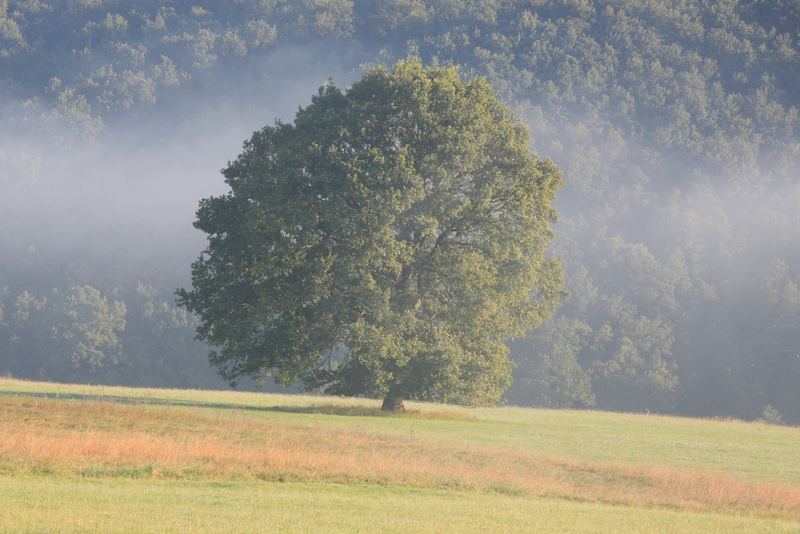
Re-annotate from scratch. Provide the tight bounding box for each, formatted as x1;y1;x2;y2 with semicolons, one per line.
1;377;799;532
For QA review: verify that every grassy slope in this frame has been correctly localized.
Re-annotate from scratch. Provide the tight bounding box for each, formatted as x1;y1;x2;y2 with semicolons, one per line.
3;478;799;534
1;378;799;533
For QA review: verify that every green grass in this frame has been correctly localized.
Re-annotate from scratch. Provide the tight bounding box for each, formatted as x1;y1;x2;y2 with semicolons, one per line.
2;476;798;534
2;377;797;484
2;377;800;533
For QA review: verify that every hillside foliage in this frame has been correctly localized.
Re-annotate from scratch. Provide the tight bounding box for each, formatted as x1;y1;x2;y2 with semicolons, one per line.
0;0;798;422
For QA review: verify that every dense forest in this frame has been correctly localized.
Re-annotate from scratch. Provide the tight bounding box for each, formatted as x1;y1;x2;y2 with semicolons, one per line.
1;0;798;422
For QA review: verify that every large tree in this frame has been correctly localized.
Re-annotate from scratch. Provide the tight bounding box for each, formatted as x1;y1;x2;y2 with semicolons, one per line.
178;59;563;410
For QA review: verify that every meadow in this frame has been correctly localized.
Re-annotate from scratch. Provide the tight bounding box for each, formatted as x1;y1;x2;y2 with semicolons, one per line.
1;377;799;533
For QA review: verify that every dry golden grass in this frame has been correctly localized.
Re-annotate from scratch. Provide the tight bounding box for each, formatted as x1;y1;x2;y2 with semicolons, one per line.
1;395;799;519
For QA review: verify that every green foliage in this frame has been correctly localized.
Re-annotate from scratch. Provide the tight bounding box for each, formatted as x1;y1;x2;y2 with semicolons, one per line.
507;317;595;408
179;60;563;405
45;285;127;377
1;0;799;421
760;404;784;426
0;286;125;381
116;283;225;389
0;284;224;388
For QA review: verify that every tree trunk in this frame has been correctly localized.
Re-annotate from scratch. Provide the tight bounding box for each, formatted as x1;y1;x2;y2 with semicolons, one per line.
381;392;405;412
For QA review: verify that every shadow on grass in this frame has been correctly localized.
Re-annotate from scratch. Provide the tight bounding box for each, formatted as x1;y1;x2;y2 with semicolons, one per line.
0;390;476;421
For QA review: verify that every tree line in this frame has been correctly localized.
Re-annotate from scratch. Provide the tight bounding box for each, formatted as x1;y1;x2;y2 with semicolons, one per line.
0;283;224;389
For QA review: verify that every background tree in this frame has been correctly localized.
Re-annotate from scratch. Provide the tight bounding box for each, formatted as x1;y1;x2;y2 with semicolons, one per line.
178;59;564;410
116;283;227;389
0;286;126;382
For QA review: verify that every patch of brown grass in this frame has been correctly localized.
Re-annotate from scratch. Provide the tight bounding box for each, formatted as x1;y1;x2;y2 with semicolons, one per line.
1;396;798;518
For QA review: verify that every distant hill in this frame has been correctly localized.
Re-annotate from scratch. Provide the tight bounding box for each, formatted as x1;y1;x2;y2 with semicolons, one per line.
1;0;799;423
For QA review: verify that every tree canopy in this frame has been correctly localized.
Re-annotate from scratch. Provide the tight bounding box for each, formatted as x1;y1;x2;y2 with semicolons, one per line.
178;59;563;409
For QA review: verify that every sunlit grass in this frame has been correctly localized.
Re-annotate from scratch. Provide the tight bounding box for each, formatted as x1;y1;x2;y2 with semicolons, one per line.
4;477;799;534
1;384;800;521
1;377;799;532
2;376;798;485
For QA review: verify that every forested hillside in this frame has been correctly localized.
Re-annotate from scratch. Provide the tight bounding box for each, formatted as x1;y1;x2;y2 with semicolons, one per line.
1;0;798;422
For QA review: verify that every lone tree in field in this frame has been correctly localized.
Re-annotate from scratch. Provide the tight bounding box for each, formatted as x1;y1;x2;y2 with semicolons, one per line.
178;60;563;410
